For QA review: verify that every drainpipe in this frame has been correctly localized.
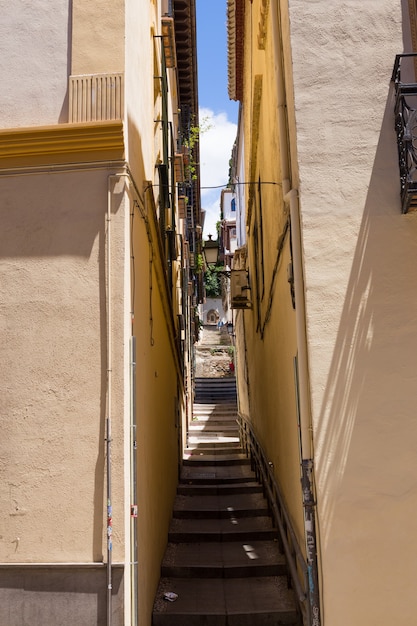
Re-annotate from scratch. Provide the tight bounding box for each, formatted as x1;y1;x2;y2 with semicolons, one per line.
285;189;321;626
108;171;139;625
130;336;138;625
106;176;116;626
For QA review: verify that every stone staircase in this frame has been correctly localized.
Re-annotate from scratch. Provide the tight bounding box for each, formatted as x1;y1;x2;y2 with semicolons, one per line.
195;377;237;405
152;378;301;625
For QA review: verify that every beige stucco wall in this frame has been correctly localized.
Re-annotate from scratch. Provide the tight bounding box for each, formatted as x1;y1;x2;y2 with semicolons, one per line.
0;2;186;623
0;167;127;564
125;0;155;182
0;164;182;625
71;0;125;75
0;0;70;126
125;0;179;183
288;1;417;623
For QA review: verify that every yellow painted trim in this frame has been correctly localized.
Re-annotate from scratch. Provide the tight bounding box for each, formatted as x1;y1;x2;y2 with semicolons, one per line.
0;121;124;168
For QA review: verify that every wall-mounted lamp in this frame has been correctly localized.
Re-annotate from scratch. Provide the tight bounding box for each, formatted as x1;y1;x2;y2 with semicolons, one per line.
203;234;219;266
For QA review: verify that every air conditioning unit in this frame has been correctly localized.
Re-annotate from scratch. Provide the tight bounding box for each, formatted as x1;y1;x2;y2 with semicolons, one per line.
230;270;251;309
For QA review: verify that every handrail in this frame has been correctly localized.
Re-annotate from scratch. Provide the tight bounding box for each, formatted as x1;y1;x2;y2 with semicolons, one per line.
238;413;310;626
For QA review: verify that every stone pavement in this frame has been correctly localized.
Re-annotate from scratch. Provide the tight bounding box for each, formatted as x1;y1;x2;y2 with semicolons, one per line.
195;325;235;378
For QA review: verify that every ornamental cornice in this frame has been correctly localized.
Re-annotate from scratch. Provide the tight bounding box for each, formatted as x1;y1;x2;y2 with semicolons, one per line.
0;121;124;169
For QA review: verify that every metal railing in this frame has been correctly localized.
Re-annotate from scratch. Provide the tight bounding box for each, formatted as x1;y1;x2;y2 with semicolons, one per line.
392;53;417;213
238;413;310;626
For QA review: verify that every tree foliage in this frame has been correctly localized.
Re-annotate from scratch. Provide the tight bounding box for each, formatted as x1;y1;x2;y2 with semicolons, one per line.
204;265;222;298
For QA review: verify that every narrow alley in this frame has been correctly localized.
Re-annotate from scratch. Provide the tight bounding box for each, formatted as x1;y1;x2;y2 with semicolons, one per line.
152;326;300;625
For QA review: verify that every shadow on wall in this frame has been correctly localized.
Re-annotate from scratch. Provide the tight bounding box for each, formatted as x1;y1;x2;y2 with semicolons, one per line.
58;0;72;123
0;170;113;259
315;80;417;546
126;113;146;191
0;566;124;626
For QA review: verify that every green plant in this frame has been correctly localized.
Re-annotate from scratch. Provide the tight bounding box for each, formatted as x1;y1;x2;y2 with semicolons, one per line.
204;264;222;298
196;253;204;272
210;347;225;355
183;116;212;181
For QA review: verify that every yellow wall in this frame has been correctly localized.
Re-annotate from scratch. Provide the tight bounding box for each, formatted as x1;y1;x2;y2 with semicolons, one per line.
236;0;305;548
131;188;182;625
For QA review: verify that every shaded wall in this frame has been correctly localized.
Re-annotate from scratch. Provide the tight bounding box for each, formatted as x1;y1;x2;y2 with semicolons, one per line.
0;565;124;626
0;165;128;620
289;1;417;623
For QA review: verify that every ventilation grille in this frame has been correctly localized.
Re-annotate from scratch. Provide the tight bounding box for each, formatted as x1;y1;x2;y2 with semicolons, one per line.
69;74;124;123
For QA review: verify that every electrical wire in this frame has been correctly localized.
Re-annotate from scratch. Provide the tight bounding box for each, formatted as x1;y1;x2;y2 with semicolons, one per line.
201;181;282;189
145;180;283;190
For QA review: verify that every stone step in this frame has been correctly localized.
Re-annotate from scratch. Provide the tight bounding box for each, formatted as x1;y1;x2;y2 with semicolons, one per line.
183;454;250;466
193;403;238;410
180;464;256;484
185;446;243;457
195;390;237;396
168;516;279;543
192;421;238;429
177;482;263;496
187;429;239;438
187;435;240;445
195;378;236;382
191;414;238;423
195;398;237;405
193;404;237;413
153;576;299;626
173;492;270;519
161;539;286;578
186;440;240;449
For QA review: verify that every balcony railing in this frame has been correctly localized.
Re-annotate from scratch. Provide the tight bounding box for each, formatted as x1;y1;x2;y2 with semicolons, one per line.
393;54;417;213
69;73;124;123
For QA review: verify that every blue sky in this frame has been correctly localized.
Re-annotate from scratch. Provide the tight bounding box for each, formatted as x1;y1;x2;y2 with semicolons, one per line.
196;0;238;121
196;0;239;236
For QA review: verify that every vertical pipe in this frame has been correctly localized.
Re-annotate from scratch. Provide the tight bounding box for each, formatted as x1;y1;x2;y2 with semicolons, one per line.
106;177;114;626
130;336;138;624
286;189;321;626
285;190;312;460
301;459;321;626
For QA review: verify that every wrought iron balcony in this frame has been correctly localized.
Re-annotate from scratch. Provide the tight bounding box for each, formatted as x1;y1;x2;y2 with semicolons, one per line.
393;53;417;213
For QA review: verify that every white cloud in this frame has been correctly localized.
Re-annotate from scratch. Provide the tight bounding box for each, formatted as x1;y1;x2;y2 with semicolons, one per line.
198;107;237;237
202;196;222;239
